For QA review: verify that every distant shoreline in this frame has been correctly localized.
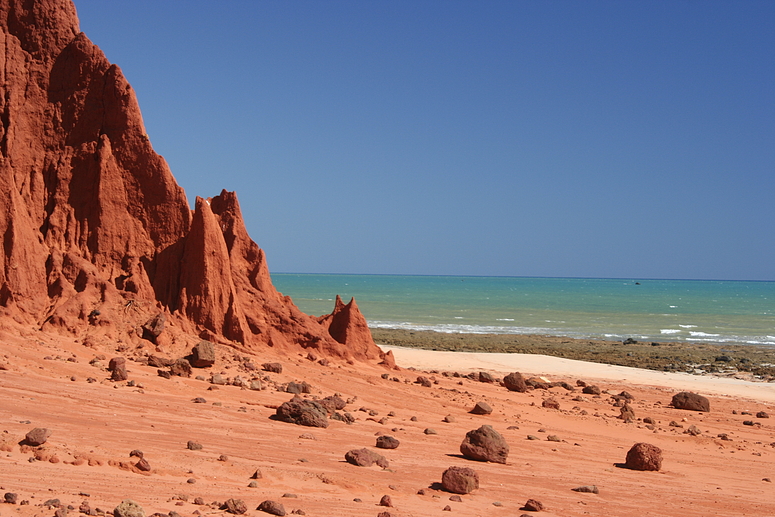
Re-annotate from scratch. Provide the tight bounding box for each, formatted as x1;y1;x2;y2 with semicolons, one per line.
370;327;775;379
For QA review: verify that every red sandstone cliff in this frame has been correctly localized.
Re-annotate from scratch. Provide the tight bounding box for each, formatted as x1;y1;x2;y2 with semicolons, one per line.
0;0;386;363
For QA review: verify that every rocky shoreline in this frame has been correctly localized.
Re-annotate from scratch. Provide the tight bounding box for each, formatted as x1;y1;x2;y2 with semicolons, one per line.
371;328;775;379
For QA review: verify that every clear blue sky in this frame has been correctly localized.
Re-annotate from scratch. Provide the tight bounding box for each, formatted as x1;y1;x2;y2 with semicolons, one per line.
73;1;774;281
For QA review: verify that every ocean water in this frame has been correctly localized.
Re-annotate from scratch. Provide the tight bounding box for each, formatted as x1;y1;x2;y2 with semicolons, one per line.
270;274;775;346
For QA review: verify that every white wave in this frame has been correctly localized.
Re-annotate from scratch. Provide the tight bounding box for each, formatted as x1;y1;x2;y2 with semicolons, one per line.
496;318;515;321
660;329;681;334
689;331;720;337
679;324;698;328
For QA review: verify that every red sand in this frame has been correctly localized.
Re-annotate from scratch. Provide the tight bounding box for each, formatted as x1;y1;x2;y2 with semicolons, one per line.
1;323;773;517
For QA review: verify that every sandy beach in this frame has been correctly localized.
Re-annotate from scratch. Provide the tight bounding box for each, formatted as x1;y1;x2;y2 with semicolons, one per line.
380;344;775;403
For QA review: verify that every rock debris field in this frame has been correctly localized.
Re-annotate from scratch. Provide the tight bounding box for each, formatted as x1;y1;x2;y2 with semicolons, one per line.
0;326;773;517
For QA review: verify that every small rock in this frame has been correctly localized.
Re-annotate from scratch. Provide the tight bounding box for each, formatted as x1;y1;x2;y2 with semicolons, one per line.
262;362;283;374
441;466;479;494
251;469;263;479
257;500;286;516
376;435;400;449
582;385;601;395
25;427;51;446
5;493;19;504
684;425;701;436
542;398;560;410
503;372;528;392
671;392;710;412
424;428;437;435
523;498;543;511
190;341;216;368
224;499;247;515
572;485;599;494
129;449;143;458
192;397;207;404
756;411;770;418
379;495;393;507
135;458;151;471
113;500;145;517
460;425;509;463
109;357;128;381
625;442;662;471
470;401;493;415
187;441;203;451
449;495;462;502
478;372;496;383
344;448;389;468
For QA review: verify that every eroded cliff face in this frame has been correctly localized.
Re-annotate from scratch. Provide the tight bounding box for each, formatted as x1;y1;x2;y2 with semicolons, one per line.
0;0;385;363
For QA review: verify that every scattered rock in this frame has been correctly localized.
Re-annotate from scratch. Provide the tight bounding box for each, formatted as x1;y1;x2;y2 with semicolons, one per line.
470;401;493;415
582;385;601;395
169;358;192;377
135;458;151;471
547;435;561;442
192;397;206;404
671;392;710;412
114;500;145;517
141;313;166;343
251;469;263;479
441;466;479;494
523;498;543;511
275;397;329;428
187;441;203;451
4;493;18;504
415;376;432;388
109;357;128;381
619;403;635;423
756;411;770;418
344;448;389;468
190;341;216;368
376;435;400;449
24;427;51;446
503;372;528;392
685;425;701;436
424;428;437;435
443;415;456;423
286;381;311;394
542;398;560;410
572;485;599;494
319;395;346;412
478;372;496;383
625;442;662;471
379;495;393;507
224;499;247;515
460;425;509;464
262;363;283;374
257;500;286;516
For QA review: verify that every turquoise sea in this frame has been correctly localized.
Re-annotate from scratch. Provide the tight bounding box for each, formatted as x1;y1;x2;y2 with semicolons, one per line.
271;274;775;347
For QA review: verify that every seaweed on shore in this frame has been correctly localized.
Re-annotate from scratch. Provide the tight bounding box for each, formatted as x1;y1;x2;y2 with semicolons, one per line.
371;328;775;379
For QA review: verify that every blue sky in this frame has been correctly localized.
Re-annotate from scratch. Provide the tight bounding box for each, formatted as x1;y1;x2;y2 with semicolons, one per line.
73;1;774;280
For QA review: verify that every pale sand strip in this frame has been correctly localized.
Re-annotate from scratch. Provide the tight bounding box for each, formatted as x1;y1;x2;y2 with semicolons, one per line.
380;345;775;403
